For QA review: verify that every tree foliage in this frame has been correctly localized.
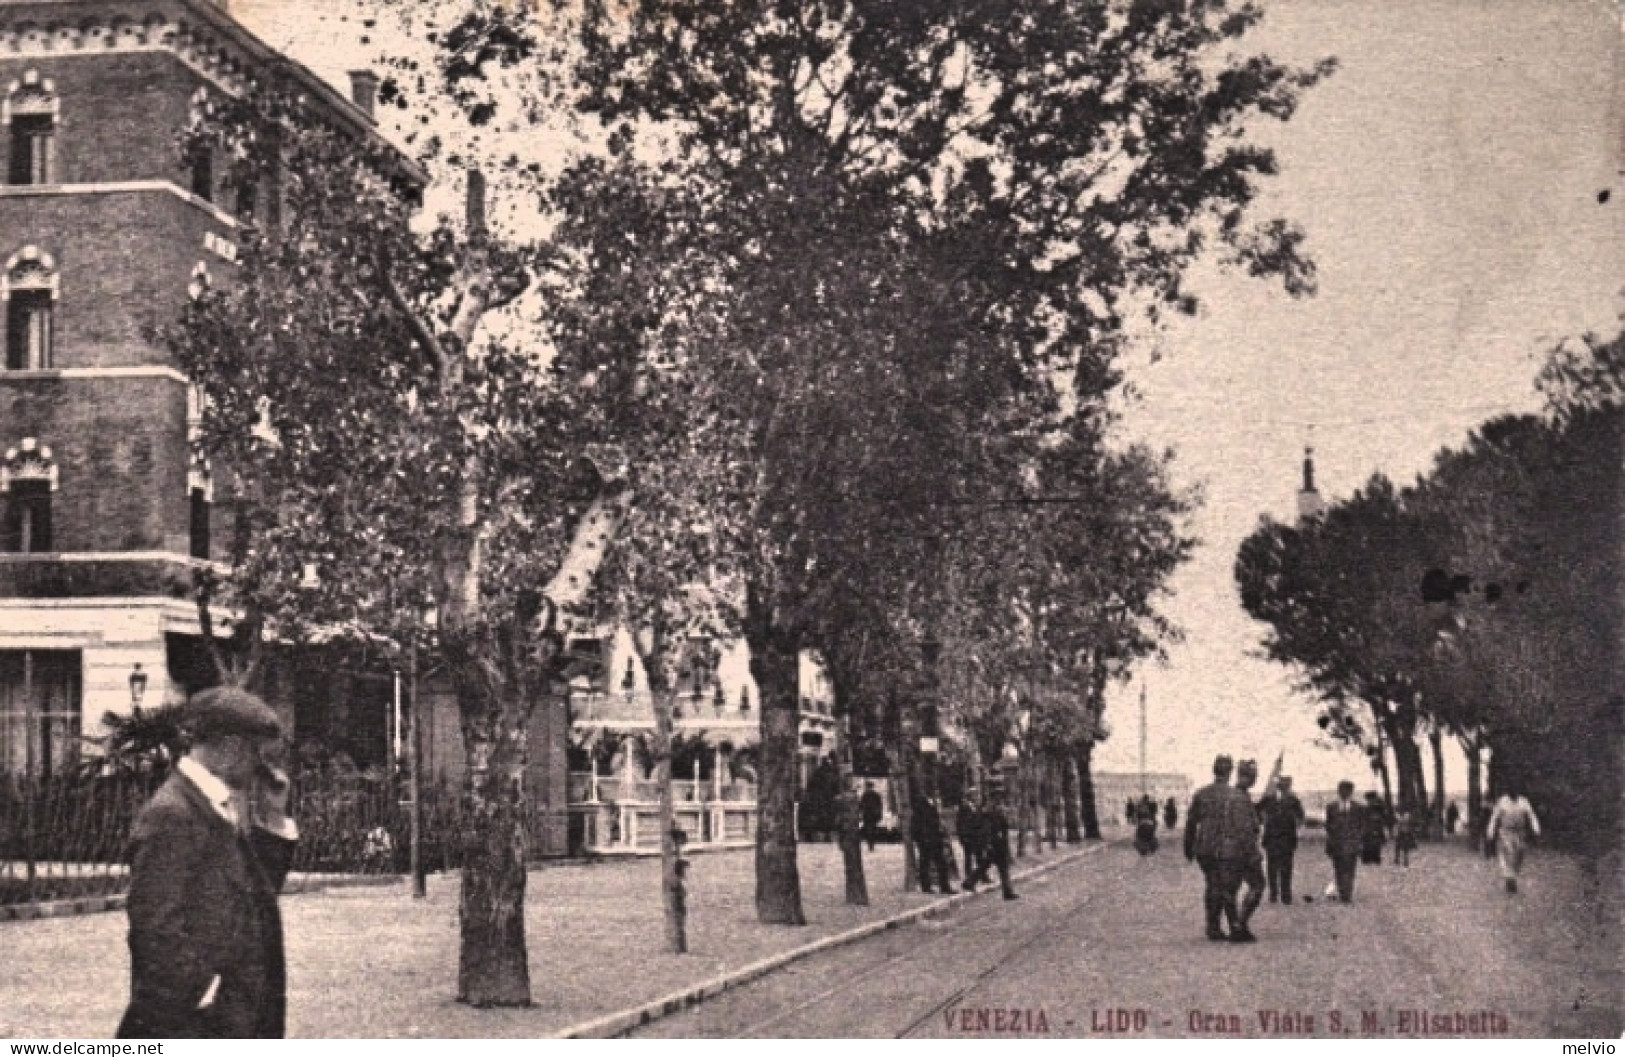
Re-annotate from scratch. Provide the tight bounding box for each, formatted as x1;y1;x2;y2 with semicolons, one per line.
1237;330;1623;847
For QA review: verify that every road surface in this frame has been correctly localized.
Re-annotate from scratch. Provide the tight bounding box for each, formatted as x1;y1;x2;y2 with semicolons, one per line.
633;834;1620;1038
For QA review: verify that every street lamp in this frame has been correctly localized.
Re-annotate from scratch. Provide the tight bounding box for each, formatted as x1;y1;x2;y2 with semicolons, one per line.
129;663;148;710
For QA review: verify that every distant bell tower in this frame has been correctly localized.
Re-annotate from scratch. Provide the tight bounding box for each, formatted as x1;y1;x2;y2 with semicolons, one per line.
1296;446;1326;520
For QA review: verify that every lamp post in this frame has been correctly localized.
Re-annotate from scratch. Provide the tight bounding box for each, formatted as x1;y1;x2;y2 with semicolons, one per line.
407;603;435;899
919;637;941;801
128;663;148;710
22;648;35;898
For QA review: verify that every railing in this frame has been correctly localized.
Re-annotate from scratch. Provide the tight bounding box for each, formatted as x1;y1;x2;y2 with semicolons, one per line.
0;770;151;907
571;691;757;726
0;769;560;911
567;773;757;805
565;771;759;853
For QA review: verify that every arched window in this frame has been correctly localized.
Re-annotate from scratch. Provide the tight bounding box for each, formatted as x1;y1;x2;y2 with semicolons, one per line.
1;438;57;553
3;247;57;370
4;72;58;185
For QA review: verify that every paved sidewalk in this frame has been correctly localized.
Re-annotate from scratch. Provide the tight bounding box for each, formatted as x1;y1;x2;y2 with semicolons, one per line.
0;840;1083;1038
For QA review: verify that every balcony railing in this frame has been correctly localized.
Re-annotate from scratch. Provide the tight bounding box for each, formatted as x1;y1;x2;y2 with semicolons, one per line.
565;771;759;854
570;690;755;727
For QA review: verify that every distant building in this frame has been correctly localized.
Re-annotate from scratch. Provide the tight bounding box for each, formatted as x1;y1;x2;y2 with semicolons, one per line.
1092;772;1192;824
565;633;837;853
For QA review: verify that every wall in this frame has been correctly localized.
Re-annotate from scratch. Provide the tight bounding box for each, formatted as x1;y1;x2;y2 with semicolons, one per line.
0;374;191;552
0;50;207;189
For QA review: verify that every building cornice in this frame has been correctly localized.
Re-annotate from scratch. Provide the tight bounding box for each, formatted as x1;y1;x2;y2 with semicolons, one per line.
0;365;190;384
0;0;428;187
0;593;195;608
0;551;223;575
0;179;239;228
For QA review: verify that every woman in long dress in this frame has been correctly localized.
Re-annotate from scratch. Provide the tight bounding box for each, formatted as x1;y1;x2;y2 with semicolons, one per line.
1486;788;1541;894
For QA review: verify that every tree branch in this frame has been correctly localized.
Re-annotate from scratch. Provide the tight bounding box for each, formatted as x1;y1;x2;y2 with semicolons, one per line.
380;260;448;376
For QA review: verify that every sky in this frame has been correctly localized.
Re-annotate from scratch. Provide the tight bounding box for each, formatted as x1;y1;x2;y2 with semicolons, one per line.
234;0;1622;792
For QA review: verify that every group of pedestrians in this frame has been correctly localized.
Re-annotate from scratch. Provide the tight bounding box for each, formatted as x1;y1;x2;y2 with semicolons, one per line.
1184;755;1269;942
1186;758;1548;943
910;790;1018;901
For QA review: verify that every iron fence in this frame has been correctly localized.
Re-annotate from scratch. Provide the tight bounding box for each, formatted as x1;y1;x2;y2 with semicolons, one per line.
0;770;537;909
0;770;150;905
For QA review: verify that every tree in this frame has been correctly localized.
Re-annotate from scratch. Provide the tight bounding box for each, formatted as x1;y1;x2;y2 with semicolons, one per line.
1238;328;1623;849
1236;474;1448;817
171;78;627;1006
538;0;1333;920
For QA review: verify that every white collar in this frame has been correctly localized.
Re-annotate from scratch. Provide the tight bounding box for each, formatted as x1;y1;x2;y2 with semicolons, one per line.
177;755;236;823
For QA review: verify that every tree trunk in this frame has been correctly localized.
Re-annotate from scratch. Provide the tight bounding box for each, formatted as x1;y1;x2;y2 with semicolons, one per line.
1373;721;1394;810
837;791;868;905
643;631;687;955
1395;729;1427;820
455;678;532;1007
895;687;921;891
1014;756;1030;857
830;683;868;905
895;763;918;889
1075;741;1102;840
1043;757;1060;849
1061;753;1081;843
1429;724;1446;838
748;607;805;925
1464;735;1484;844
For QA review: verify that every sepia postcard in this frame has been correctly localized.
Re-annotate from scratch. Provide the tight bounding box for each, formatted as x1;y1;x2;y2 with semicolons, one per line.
0;0;1619;1043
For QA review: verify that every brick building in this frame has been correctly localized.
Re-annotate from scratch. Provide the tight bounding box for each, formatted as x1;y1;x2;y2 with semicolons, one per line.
0;0;434;783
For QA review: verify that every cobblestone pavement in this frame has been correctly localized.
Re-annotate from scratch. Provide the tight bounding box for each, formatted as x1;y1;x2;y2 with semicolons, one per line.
635;835;1622;1039
0;840;1054;1038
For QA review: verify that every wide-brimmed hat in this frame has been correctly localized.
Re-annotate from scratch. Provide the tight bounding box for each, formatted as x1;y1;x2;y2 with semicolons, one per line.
184;687;282;743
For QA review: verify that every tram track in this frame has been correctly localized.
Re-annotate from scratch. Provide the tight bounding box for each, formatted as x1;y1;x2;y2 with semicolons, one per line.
720;846;1103;1038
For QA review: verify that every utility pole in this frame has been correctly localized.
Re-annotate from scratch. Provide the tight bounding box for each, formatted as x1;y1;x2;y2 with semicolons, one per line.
1139;680;1148;798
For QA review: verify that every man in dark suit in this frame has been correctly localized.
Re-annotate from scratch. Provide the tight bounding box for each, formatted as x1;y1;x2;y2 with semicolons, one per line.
859;781;884;851
117;688;298;1039
1185;754;1252;940
910;792;956;894
1323;779;1366;903
955;794;987;891
978;790;1018;900
1258;775;1306;904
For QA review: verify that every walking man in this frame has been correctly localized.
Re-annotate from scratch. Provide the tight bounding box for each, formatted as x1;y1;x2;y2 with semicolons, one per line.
979;790;1018;900
117;688;298;1038
1257;774;1305;904
1225;759;1265;941
1184;755;1251;940
956;794;986;892
1323;779;1366;903
1486;785;1541;894
859;781;884;851
910;792;956;894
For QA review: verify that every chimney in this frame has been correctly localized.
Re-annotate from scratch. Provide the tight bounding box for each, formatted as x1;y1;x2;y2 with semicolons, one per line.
348;70;379;122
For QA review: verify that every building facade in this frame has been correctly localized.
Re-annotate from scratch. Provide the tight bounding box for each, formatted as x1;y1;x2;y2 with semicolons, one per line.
0;0;416;779
1092;772;1193;826
566;631;839;853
